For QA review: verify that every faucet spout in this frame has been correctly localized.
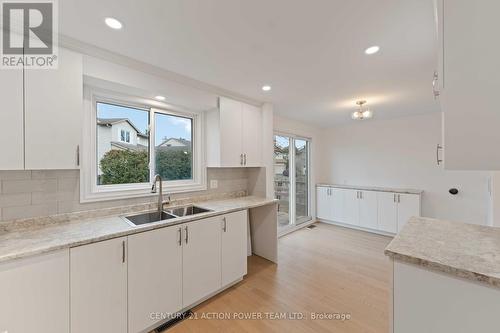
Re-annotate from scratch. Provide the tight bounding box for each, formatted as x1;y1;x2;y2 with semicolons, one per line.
152;174;163;216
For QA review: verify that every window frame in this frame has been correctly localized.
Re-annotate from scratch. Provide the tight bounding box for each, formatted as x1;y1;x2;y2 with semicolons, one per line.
81;87;206;203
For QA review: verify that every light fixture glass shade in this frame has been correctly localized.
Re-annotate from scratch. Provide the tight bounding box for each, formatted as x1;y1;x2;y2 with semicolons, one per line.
351;111;361;120
362;109;373;119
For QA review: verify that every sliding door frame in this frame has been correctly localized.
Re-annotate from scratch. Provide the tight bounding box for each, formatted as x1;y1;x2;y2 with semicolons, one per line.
274;131;312;229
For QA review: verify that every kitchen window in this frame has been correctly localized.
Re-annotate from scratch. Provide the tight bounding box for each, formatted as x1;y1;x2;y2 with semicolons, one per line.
81;88;206;202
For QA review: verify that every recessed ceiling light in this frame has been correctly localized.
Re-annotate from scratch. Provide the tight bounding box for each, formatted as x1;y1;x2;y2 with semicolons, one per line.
104;17;123;30
154;95;166;101
262;85;272;92
364;46;380;55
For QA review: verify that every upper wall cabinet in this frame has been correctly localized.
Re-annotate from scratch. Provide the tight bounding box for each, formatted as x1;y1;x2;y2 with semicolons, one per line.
0;68;24;170
0;47;83;170
435;0;500;170
25;48;83;169
206;97;263;167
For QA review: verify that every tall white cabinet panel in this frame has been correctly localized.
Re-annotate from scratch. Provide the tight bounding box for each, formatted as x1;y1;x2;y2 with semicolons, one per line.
316;187;332;220
343;189;359;226
358;190;378;230
182;217;222;308
331;188;345;222
0;250;69;333
128;227;183;333
24;48;83;169
397;194;421;232
71;237;128;333
0;69;24;170
241;103;262;167
378;192;398;233
218;97;243;167
221;210;248;287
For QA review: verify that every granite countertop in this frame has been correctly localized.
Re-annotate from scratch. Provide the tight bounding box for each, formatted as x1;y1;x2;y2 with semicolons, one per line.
0;196;277;264
316;183;423;195
385;217;500;288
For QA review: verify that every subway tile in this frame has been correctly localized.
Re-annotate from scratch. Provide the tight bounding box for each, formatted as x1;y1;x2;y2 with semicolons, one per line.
2;179;57;194
57;177;79;192
32;170;79;180
32;191;78;205
2;203;57;221
0;171;31;181
0;193;31;208
57;200;104;214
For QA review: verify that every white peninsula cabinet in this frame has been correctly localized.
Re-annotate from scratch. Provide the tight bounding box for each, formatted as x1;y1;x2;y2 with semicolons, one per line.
221;210;248;286
316;185;421;235
0;250;70;333
0;47;83;170
206;96;263;167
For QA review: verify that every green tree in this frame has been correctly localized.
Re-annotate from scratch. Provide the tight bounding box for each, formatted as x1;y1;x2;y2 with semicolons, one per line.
155;149;192;180
99;150;149;185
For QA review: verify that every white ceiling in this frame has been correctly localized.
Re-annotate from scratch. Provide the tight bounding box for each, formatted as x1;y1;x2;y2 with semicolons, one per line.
59;0;439;127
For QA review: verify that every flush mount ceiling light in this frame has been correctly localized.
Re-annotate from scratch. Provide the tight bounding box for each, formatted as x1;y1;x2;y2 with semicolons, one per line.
364;46;380;55
262;85;272;92
154;95;166;101
104;17;123;30
351;100;373;120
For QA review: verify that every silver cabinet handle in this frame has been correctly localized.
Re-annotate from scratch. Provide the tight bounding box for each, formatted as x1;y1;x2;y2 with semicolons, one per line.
76;145;80;166
244;154;247;166
184;226;189;244
360;191;363;199
432;71;440;99
436;144;443;166
122;240;126;263
398;194;401;203
178;227;182;246
393;194;396;203
222;217;227;232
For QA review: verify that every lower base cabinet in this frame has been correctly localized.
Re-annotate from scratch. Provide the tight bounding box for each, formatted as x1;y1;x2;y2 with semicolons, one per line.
128;226;183;333
0;250;70;333
70;237;128;333
222;210;248;286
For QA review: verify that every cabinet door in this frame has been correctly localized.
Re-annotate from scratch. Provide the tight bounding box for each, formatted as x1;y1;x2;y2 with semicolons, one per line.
24;48;83;169
219;97;243;167
221;210;248;286
331;188;344;222
0;250;69;333
0;68;24;170
343;189;360;226
358;190;378;230
377;192;398;233
397;194;421;232
128;227;183;333
316;187;332;220
242;103;262;167
71;237;127;333
182;217;222;307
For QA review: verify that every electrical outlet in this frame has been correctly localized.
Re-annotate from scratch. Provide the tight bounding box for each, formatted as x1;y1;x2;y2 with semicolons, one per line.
210;179;218;189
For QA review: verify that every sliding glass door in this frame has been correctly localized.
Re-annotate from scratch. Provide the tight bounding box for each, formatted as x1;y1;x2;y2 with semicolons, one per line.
274;134;311;232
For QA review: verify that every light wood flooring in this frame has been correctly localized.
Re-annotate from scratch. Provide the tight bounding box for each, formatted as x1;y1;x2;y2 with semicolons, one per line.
162;222;392;333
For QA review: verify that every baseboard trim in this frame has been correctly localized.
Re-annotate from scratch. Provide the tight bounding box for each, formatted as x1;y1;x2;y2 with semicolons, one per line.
278;219;317;238
317;219;395;237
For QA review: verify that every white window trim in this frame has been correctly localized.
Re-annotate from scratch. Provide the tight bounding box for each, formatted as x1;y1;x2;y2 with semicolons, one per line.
81;87;206;203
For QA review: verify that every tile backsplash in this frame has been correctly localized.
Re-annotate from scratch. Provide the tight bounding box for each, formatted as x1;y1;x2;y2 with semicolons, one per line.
0;168;263;222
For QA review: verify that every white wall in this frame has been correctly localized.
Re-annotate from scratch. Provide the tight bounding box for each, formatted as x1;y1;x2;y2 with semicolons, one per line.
319;113;491;225
274;115;322;221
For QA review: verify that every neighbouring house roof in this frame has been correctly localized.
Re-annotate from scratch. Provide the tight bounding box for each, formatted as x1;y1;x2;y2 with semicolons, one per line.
158;137;191;147
111;141;148;151
97;118;149;138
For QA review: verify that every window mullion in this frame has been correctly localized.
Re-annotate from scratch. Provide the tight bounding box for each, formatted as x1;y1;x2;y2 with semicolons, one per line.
149;108;155;182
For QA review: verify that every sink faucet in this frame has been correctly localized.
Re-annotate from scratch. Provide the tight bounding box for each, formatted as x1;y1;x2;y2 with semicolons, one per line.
151;174;163;216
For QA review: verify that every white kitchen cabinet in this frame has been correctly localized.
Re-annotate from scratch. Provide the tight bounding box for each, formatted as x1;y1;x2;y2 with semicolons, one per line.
128;227;183;333
397;193;421;232
71;237;128;333
206;96;262;167
221;210;248;286
0;68;24;170
317;186;333;220
358;190;378;230
377;192;398;233
0;250;69;333
343;189;360;226
24;48;83;169
331;188;345;222
182;216;222;308
435;0;500;170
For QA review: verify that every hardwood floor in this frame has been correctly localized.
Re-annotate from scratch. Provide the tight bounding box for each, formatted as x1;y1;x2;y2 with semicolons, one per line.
162;223;392;333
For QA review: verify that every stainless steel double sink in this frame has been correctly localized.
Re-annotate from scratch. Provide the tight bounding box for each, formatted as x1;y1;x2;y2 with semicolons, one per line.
124;205;211;226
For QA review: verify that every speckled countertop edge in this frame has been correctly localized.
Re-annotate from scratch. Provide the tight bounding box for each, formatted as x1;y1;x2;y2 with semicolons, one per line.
316;183;423;195
0;196;278;264
385;217;500;289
